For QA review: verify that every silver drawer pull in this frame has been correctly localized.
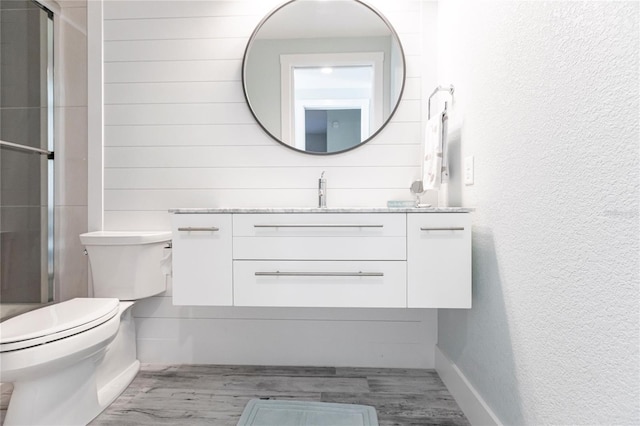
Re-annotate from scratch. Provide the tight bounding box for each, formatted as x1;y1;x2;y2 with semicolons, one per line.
254;224;383;228
178;227;220;232
420;227;465;231
255;271;384;277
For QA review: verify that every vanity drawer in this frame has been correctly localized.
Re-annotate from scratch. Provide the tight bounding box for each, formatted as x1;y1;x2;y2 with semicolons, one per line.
233;260;407;308
233;213;406;236
233;213;406;260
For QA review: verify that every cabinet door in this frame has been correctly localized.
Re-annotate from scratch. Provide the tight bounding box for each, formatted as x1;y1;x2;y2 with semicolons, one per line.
171;214;232;305
407;213;471;308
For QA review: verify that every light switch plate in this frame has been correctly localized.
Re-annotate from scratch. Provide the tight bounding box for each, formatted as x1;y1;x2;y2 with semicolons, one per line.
464;156;474;185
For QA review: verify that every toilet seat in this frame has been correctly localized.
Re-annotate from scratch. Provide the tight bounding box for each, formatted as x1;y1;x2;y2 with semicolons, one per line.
0;298;120;353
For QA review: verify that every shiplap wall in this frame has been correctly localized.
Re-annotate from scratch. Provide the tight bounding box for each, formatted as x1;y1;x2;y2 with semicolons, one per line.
102;0;438;367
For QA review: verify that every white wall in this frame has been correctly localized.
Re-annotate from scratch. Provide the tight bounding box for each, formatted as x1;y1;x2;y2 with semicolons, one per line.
99;0;440;368
102;0;432;230
437;1;639;424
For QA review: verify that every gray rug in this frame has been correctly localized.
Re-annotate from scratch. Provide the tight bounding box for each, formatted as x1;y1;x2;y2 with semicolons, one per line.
237;399;379;426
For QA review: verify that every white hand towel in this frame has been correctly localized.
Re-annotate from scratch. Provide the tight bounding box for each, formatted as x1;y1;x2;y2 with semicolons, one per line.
423;113;443;189
423;111;450;190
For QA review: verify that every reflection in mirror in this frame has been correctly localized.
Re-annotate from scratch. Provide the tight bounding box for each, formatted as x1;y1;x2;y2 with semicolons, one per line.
294;65;373;152
242;0;405;155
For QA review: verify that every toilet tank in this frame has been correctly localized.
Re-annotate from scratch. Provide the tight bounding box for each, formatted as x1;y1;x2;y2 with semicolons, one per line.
79;231;172;300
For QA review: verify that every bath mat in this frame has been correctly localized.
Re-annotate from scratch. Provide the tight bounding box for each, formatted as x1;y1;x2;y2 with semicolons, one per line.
237;399;379;426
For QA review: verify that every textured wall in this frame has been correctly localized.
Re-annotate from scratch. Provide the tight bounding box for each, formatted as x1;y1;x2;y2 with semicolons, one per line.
437;1;639;424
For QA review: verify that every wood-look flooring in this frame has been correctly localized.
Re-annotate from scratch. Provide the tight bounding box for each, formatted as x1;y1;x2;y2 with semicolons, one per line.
87;364;469;426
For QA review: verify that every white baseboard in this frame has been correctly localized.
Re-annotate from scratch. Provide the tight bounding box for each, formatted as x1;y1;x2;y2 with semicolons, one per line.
435;346;502;426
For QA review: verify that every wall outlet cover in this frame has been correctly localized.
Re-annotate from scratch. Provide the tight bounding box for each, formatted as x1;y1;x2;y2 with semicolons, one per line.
464;156;474;185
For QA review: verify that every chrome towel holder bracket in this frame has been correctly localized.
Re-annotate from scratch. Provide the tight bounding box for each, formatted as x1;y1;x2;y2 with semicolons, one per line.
427;85;455;120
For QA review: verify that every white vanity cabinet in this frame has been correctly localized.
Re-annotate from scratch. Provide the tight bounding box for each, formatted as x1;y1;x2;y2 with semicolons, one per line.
170;214;233;305
170;209;472;309
407;213;472;308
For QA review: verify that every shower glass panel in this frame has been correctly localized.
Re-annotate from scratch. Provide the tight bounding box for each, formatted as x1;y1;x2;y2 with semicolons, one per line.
0;0;54;320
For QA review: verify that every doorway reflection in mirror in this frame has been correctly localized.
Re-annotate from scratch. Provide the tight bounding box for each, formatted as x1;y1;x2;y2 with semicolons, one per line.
294;66;371;152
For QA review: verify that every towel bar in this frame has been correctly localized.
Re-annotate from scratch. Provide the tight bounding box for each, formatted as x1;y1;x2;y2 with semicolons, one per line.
428;85;454;120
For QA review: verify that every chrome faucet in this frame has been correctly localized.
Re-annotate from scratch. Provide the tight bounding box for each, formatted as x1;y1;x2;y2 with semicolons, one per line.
318;171;327;208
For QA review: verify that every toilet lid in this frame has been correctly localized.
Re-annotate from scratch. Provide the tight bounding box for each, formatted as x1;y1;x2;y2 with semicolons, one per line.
0;298;120;352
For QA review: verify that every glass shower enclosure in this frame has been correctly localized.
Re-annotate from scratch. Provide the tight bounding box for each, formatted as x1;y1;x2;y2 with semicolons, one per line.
0;0;54;320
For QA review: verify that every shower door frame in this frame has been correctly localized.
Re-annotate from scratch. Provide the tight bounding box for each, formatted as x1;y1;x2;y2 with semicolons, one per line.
0;0;55;314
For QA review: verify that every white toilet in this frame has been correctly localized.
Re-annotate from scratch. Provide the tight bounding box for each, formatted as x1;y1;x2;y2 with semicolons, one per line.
0;230;171;426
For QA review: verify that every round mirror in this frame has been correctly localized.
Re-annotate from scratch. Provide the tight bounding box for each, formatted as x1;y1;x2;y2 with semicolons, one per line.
242;0;405;155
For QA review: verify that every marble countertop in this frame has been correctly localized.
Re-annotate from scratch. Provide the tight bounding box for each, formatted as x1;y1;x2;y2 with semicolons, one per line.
169;207;474;214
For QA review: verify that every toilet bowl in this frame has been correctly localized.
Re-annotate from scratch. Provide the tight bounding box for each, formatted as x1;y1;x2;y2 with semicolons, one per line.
0;230;171;426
